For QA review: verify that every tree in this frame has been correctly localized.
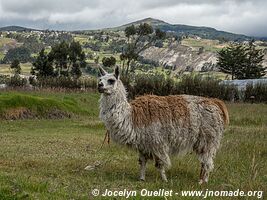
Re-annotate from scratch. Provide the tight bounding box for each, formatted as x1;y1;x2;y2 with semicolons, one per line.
217;43;246;79
102;56;116;68
47;41;86;77
31;49;54;77
22;36;45;53
243;41;266;79
48;41;69;76
198;46;204;55
155;40;163;48
3;47;31;63
125;25;136;38
10;59;21;75
121;23;166;76
217;42;266;79
94;56;99;64
70;62;82;79
69;41;86;78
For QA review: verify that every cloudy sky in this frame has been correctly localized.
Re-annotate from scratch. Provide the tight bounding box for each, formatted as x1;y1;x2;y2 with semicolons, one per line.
0;0;266;37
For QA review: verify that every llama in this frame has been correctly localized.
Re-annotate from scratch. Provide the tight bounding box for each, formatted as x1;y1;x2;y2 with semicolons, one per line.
98;66;229;183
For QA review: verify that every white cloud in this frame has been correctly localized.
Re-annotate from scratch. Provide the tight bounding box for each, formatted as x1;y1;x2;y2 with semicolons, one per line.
0;0;266;36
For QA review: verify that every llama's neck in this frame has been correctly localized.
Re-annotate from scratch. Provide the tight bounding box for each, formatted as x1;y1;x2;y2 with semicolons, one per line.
99;81;136;145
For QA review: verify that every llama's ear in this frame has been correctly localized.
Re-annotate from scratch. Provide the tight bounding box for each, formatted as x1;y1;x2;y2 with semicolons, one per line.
114;66;120;79
98;66;107;76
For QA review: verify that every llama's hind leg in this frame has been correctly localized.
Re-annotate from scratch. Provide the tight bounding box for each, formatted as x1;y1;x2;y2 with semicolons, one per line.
197;149;216;184
139;153;148;181
199;160;213;184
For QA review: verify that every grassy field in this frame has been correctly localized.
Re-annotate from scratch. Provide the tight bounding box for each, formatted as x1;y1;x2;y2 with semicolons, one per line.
181;38;227;53
0;38;16;48
0;63;32;75
0;91;266;199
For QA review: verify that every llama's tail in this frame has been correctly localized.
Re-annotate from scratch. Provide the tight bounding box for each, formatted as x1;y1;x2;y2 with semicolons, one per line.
213;99;229;125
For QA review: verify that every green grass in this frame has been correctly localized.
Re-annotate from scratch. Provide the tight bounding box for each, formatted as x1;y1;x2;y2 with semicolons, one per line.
74;35;90;45
0;52;4;60
0;91;266;199
0;91;99;119
181;38;227;52
182;71;228;80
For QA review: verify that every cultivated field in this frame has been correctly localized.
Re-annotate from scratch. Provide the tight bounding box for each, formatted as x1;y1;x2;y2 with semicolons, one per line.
0;63;32;75
0;91;266;199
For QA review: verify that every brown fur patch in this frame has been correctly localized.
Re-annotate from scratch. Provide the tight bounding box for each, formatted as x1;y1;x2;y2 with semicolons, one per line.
130;95;189;127
201;98;229;125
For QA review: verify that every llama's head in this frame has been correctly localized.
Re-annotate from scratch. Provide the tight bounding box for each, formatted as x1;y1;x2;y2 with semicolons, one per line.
98;66;120;95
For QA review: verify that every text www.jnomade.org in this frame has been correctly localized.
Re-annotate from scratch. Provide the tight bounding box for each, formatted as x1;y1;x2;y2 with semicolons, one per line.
91;188;263;199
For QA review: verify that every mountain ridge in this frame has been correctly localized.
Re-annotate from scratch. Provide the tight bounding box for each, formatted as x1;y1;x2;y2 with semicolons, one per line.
0;25;39;32
0;18;262;41
109;18;252;41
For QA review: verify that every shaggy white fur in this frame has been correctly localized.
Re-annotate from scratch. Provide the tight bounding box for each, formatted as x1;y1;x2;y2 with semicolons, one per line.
98;66;228;183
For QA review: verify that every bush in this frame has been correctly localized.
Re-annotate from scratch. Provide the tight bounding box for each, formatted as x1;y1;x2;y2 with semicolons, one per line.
0;75;9;84
244;83;267;103
7;75;28;87
33;76;97;90
122;72;175;99
85;65;98;76
3;47;32;63
122;73;240;101
176;75;239;101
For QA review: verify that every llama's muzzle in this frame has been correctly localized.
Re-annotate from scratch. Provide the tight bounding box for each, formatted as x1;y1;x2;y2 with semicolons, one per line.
98;82;105;93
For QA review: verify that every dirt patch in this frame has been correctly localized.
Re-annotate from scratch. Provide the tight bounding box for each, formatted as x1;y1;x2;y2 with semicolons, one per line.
2;107;71;120
3;107;36;120
0;159;15;168
45;108;72;119
19;160;43;169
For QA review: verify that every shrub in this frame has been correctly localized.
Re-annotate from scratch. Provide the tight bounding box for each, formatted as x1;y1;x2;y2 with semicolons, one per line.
3;47;32;63
33;76;97;90
0;75;9;84
244;83;267;103
176;74;239;101
122;72;175;99
122;73;240;101
7;75;28;87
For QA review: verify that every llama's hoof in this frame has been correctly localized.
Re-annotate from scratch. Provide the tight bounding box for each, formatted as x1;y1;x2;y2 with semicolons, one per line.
199;179;208;185
162;177;168;182
139;177;145;181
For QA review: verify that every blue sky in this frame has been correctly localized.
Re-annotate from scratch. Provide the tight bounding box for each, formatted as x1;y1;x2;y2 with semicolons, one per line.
0;0;266;37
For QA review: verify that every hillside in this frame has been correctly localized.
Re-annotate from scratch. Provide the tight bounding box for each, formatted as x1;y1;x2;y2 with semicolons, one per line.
109;18;168;30
0;18;266;75
0;26;38;32
110;18;252;41
141;42;218;73
0;18;259;41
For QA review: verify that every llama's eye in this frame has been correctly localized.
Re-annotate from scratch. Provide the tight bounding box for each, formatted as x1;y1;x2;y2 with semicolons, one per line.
108;79;115;84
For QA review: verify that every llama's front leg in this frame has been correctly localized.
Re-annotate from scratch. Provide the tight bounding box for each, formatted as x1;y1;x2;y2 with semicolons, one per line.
159;167;168;182
139;154;147;181
155;159;168;182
